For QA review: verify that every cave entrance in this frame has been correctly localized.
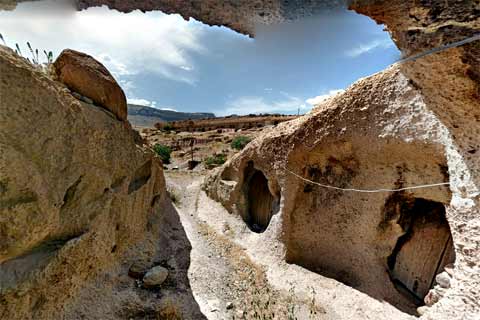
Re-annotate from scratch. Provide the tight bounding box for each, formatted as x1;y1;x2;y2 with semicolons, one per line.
244;163;276;233
387;196;455;304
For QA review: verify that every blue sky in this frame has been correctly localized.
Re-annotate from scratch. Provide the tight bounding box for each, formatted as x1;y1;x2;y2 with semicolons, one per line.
0;0;400;116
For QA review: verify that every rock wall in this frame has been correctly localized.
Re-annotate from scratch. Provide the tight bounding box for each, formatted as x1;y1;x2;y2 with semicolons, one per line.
205;62;479;319
0;46;202;319
163;115;298;132
205;60;479;319
0;0;478;319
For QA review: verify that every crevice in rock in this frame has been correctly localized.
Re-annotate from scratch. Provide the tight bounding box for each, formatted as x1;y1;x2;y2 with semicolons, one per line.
128;160;152;194
61;175;83;209
0;233;85;293
0;191;37;210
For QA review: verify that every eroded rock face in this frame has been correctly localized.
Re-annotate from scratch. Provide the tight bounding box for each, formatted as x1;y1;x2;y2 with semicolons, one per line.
76;0;347;36
54;49;128;121
0;46;202;319
0;0;478;319
205;65;479;319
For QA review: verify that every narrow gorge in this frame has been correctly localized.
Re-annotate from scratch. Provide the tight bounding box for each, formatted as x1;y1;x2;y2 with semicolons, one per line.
0;1;478;319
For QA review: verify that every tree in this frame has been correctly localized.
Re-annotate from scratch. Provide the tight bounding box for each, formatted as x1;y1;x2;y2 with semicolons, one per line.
153;144;172;164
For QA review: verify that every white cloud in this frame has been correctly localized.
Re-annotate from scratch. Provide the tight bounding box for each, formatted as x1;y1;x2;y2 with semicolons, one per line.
0;0;206;84
222;94;308;116
306;89;344;106
345;39;394;58
127;98;157;107
127;97;177;111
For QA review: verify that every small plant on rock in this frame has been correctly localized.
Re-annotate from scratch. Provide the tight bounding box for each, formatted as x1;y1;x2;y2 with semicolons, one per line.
0;34;54;67
153;144;172;164
231;136;252;150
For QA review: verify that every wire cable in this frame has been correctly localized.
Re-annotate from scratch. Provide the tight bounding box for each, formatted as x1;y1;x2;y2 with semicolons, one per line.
395;33;480;64
284;167;450;193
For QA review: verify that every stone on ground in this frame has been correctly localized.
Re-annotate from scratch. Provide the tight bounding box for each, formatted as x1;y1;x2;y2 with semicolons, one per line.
143;266;169;287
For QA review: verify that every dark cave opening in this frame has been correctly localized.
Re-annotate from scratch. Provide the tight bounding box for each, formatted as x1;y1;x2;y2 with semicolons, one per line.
243;162;277;233
386;195;455;305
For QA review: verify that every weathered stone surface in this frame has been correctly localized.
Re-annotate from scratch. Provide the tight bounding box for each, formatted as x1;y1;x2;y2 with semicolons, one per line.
0;45;203;319
1;1;478;319
54;49;127;121
205;62;479;319
143;265;169;287
77;0;347;36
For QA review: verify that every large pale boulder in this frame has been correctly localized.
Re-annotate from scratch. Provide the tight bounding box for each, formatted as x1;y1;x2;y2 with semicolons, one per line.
53;49;128;121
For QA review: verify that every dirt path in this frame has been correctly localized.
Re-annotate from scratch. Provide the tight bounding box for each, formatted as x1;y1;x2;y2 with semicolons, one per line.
166;172;318;320
165;171;414;320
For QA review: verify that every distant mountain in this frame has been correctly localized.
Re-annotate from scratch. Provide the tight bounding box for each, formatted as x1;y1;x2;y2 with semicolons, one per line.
127;104;215;127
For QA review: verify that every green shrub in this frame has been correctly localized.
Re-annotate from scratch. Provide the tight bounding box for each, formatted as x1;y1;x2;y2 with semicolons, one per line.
153;144;172;164
163;123;174;131
204;154;226;167
231;136;252;150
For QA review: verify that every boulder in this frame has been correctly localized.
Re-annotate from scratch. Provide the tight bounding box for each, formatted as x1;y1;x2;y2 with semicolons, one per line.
53;49;127;121
435;272;451;289
128;261;151;279
143;266;169;287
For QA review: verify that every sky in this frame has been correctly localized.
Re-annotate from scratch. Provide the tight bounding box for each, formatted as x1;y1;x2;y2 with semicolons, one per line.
0;0;400;116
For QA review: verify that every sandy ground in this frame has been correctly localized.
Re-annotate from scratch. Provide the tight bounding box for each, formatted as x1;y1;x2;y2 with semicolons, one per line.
165;171;414;320
167;172;290;319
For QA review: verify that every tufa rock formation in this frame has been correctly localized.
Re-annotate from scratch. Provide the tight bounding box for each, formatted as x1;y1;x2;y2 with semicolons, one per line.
203;1;479;318
54;49;128;121
0;0;478;319
205;66;459;315
0;45;203;319
76;0;348;36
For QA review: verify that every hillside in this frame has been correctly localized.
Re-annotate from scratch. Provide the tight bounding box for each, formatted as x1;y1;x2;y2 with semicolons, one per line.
128;104;215;127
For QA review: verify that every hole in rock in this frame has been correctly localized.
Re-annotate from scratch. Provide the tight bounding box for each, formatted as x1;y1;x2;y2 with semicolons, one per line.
243;162;278;233
386;195;455;305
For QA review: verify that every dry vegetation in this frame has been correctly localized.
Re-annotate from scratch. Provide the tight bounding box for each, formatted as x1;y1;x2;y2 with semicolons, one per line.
138;126;266;171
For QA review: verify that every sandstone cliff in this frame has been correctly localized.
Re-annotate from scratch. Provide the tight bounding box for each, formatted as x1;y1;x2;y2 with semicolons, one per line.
197;2;479;319
0;1;478;319
0;45;202;319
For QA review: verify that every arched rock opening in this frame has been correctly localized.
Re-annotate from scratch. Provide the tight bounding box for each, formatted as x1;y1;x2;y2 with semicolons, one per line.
242;162;279;233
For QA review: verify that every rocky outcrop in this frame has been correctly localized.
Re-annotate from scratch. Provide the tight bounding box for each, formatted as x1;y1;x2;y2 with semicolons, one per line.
77;0;347;36
0;45;202;319
0;0;33;11
0;0;478;319
54;49;128;121
205;64;478;319
161;114;298;132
